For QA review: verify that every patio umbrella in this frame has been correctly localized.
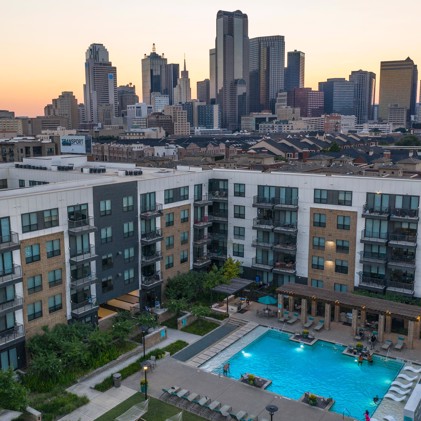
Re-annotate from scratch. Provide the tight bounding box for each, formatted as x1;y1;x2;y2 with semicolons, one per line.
257;295;277;309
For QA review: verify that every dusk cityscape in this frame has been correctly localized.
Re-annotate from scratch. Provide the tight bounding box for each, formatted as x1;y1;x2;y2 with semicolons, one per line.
1;2;421;421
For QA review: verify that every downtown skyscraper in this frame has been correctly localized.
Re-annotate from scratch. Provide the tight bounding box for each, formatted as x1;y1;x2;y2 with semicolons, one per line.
284;50;305;93
349;70;376;124
83;43;118;125
249;36;285;113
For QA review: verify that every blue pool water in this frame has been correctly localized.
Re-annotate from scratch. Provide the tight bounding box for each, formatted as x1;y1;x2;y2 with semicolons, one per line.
214;330;403;419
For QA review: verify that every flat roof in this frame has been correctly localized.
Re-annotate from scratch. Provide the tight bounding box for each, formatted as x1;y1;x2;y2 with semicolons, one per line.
212;278;255;295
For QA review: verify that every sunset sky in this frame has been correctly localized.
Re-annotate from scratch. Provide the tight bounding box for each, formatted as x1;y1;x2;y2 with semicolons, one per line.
1;0;420;117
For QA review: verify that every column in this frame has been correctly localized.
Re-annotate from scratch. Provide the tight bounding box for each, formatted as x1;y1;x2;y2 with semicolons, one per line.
277;294;284;320
324;303;331;330
377;314;385;343
407;320;415;350
385;314;392;334
351;308;358;336
288;296;294;313
414;320;421;344
334;302;340;322
311;299;317;317
301;298;308;324
360;308;366;325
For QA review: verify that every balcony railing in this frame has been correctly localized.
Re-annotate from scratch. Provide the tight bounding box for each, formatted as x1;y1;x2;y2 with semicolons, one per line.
69;245;96;263
208;231;228;240
71;302;99;317
208;190;228;200
387;280;415;294
274;197;299;209
253;218;274;230
358;273;386;290
141;229;163;244
194;235;209;245
388;232;417;245
194;194;212;206
139;203;163;219
141;251;162;264
252;239;273;249
273;223;298;233
253;196;275;208
360;229;388;242
0;296;23;313
208;248;227;259
390;208;419;221
252;257;274;271
388;255;416;269
208;211;228;222
0;324;24;346
193;256;212;268
362;205;390;219
359;251;387;263
273;261;296;274
142;273;163;288
193;216;212;227
273;242;297;252
70;273;97;289
68;216;97;233
0;265;22;284
0;231;20;251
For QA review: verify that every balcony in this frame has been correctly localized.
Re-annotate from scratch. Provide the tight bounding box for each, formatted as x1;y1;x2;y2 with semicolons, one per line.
141;229;163;244
273;242;297;253
252;239;273;250
390;208;419;222
193;216;212;228
273;261;296;275
139;203;163;219
388;255;416;270
0;232;20;252
252;257;273;271
68;216;97;234
360;229;388;244
208;211;228;222
194;235;209;246
358;272;386;292
362;205;390;220
359;251;387;265
0;324;24;346
0;265;23;285
208;248;227;260
208;190;228;201
194;194;212;206
387;281;415;296
141;251;162;265
71;301;99;318
70;273;98;289
388;232;417;247
0;296;23;314
274;197;299;210
253;218;274;231
193;256;212;269
142;273;163;290
208;231;228;240
69;245;97;264
253;196;275;209
273;223;298;234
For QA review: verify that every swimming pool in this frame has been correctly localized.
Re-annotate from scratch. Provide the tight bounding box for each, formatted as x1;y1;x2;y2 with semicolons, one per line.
204;329;403;419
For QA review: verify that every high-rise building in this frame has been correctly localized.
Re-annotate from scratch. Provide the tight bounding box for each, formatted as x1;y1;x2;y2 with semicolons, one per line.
287;88;324;118
215;10;249;130
44;91;79;129
163;105;190;135
197;79;210;104
285;50;305;92
249;36;285;113
165;63;180;105
83;43;118;125
379;57;418;122
173;59;191;105
349;70;376;124
209;49;217;104
117;84;139;117
141;44;168;105
319;78;355;116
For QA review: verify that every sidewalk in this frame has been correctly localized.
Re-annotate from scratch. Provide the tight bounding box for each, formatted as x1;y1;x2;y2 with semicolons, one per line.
57;329;200;421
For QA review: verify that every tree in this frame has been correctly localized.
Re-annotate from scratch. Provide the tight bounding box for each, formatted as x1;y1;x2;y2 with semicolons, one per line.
203;264;225;291
222;257;241;282
395;135;421;146
0;369;28;411
328;142;340;152
165;271;205;302
166;298;188;317
190;305;211;318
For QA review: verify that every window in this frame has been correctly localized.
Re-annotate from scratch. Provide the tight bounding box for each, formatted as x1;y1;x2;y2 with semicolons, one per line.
102;253;113;270
312;256;324;270
165;187;189;203
68;203;88;222
124;268;135;285
27;301;42;321
123;196;134;212
27;275;42;294
140;192;156;213
22;212;38;233
234;183;245;197
100;200;111;216
180;186;189;200
335;259;349;274
43;208;59;228
180;209;189;223
180;250;188;264
46;239;60;258
234;205;245;219
25;244;40;264
314;189;352;206
314;189;328;204
165;255;174;269
48;269;62;287
336;240;349;253
123;221;134;238
19;179;25;188
165;235;174;250
313;213;326;227
334;283;348;292
0;251;13;276
102;276;113;293
0;217;11;243
338;191;352;206
164;189;174;204
124;247;135;263
0;285;14;305
337;215;350;230
165;213;174;227
234;226;245;240
48;294;62;313
312;236;325;250
233;243;244;257
100;227;112;244
180;231;188;245
311;279;324;288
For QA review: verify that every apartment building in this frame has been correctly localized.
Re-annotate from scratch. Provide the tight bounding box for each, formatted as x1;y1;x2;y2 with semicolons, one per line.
1;156;421;370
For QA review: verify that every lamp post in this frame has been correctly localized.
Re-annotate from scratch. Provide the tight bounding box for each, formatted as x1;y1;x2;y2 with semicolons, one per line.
141;325;149;358
265;404;278;421
143;365;148;400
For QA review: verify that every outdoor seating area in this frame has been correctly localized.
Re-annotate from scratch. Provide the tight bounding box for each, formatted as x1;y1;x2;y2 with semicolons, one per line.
115;399;149;421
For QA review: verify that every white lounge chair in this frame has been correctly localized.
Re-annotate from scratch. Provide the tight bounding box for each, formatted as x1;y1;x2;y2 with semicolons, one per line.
303;316;314;328
397;373;418;382
395;337;405;350
391;380;413;389
381;339;393;350
287;312;299;324
384;416;397;421
384;393;407;402
314;319;324;331
403;365;421;374
389;386;411;395
231;411;248;421
279;311;289;322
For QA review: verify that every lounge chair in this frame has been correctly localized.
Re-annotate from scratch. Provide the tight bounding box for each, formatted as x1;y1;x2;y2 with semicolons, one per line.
287;312;299;325
191;397;211;414
230;410;248;421
403;365;421;374
397;373;418;382
176;389;190;399
381;340;393;350
394;336;405;351
391;380;413;389
388;386;411;395
160;386;180;399
314;319;324;331
180;392;199;408
303;316;314;328
278;310;289;322
212;404;232;419
384;416;397;421
384;393;407;402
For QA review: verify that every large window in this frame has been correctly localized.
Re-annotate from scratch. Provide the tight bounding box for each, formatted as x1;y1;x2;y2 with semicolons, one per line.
234;183;245;197
43;208;59;228
312;256;324;270
102;276;113;293
48;269;62;287
165;213;174;227
180;250;188;264
123;196;134;212
336;240;349;254
334;283;348;292
27;275;42;294
0;285;15;305
234;226;245;240
164;189;174;204
314;189;352;206
124;247;135;263
123;221;134;238
180;209;189;223
165;255;174;269
311;279;324;288
46;239;60;258
165;236;174;250
234;205;245;219
22;212;38;233
124;268;135;285
48;294;62;313
335;259;349;274
27;301;42;321
180;186;189;201
0;217;11;243
312;236;325;250
164;186;189;204
100;200;112;216
140;192;156;213
337;215;350;230
102;253;113;270
180;231;188;245
25;244;40;264
0;251;13;276
233;243;244;257
313;213;326;228
100;227;113;244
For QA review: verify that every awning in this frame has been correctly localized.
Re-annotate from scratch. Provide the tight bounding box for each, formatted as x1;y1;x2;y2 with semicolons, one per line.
212;278;255;295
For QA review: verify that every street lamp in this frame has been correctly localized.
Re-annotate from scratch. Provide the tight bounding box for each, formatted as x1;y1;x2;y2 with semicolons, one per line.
141;325;149;358
265;404;278;421
143;365;148;400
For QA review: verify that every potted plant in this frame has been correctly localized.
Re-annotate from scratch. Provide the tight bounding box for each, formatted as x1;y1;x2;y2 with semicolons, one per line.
140;379;148;393
356;342;363;352
308;393;318;406
302;329;309;338
247;374;256;385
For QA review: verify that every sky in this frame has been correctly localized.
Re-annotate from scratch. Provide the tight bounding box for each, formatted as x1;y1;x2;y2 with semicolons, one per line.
1;0;420;117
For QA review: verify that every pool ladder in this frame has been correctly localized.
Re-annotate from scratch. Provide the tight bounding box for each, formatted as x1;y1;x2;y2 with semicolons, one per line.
342;408;352;419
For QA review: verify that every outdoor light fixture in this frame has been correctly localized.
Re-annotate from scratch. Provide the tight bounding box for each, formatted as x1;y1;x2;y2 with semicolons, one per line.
266;404;278;421
143;365;148;399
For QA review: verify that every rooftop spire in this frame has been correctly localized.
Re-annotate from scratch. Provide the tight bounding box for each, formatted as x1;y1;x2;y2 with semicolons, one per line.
152;43;156;53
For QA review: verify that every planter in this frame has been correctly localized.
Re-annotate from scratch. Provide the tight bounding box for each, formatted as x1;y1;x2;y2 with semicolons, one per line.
140;384;148;393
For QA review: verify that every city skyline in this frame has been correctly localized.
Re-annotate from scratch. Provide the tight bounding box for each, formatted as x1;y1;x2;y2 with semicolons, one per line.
1;0;420;116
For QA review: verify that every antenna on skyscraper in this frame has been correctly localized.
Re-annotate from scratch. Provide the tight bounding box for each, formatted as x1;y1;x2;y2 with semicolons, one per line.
152;43;156;53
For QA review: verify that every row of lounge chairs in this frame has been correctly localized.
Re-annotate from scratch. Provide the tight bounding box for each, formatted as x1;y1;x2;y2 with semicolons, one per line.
381;336;405;351
160;386;262;421
278;312;325;331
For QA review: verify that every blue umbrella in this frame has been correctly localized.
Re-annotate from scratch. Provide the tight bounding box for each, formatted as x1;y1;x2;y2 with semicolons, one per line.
258;295;277;308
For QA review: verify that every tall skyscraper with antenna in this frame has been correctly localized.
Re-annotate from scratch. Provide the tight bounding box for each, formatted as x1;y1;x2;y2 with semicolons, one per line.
174;57;191;104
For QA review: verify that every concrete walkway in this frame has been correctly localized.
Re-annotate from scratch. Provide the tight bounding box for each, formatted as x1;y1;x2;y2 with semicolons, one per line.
57;328;201;421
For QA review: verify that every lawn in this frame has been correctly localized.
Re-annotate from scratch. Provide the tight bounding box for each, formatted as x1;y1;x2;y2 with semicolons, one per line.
181;319;219;336
94;393;206;421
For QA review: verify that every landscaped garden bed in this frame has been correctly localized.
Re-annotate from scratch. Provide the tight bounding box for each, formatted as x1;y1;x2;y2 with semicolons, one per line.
300;392;334;410
240;373;272;389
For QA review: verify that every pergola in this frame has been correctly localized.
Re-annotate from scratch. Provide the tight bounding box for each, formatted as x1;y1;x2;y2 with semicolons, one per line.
276;284;421;349
212;278;255;314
